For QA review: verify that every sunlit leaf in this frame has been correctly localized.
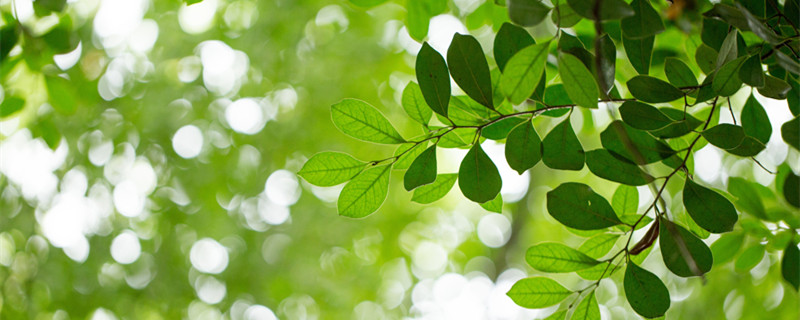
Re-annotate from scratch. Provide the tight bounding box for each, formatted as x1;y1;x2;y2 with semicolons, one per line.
526;242;601;272
331;99;405;144
612;185;638;216
404;145;437;191
481;193;503;213
402;82;433;125
338;165;392;218
412;173;458;204
494;22;534;71
500;42;549;105
507;277;573;309
299;152;367;186
579;233;620;259
711;232;745;265
734;244;765;273
570;291;600;320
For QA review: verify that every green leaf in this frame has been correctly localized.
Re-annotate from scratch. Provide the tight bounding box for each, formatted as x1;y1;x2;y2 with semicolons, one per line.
438;129;470;148
650;108;703;139
734;244;765;273
416;42;451;117
601;120;675;164
402;82;433;125
558;53;599;109
782;116;800;151
493;23;535;72
782;242;800;291
624;262;670;319
0;24;19;63
712;56;746;97
620;0;664;39
683;178;738;233
32;118;61;149
612;185;639;216
349;0;388;7
623;35;654;75
500;42;549;105
619;101;673;130
739;55;765;88
407;0;430;41
702;124;746;150
542;117;585;170
404;145;437;191
525;242;601;272
508;0;551;27
338;165;391;218
741;95;771;144
447;33;494;109
595;34;616;95
716;31;738;69
506;277;573;309
659;218;713;277
579;233;620;259
412;173;458;204
395;143;431;169
728;177;768;220
481;193;503;213
664;57;698;88
298;152;367;186
735;3;781;44
0;96;24;118
568;0;634;20
505;120;542;174
331;99;405;144
482;117;525;140
758;75;792;100
627;75;684;103
547;183;623;230
775;51;800;77
586;149;654;186
45;76;77;114
542;310;568;320
726;136;766;157
551;1;581;28
695;44;719;75
570;291;599;320
711;232;745;265
577;262;620;280
459;144;502;203
783;171;800;208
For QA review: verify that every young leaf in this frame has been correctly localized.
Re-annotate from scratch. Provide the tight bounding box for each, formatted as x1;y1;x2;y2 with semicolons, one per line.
500;42;550;105
481;193;503;213
711;232;745;265
508;0;551;27
624;262;671;319
447;33;494;109
494;23;535;72
568;0;634;20
542;117;585;170
402;82;432;125
659;218;713;277
338;165;392;218
683;178;738;233
558;52;599;109
298;152;367;186
627;76;684;103
664;57;698;88
612;185;639;216
623;35;654;75
579;233;621;259
546;183;623;230
585;149;654;186
331;99;405;144
411;173;458;204
525;242;601;272
459;144;502;203
505;120;542;174
619;101;673;130
734;244;765;273
404;145;437;191
712;56;746;97
506;277;573;309
741;95;771;144
416;42;451;117
702;124;746;150
570;291;600;320
620;0;664;39
739;55;765;88
782;242;800;291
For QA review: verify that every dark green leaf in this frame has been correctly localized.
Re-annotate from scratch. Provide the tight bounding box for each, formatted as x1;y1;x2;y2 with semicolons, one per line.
506;277;573;308
459;144;502;203
716;31;738;68
695;44;719;75
412;173;458;204
494;23;535;71
481;193;503;213
619;101;673;130
558;53;599;108
551;1;581;28
595;34;616;95
620;0;664;39
505;120;542;174
627;76;684;103
783;171;800;208
402;82;433;125
659;218;713;277
45;76;77;114
567;0;634;20
702;124;746;150
612;185;638;216
448;33;494;109
757;75;792;100
735;3;782;44
416;42;451;117
712;56;746;97
782;242;800;291
501;42;550;105
623;34;654;75
734;244;765;273
650;108;703;139
338;165;391;218
394;141;430;170
570;291;599;320
683;178;738;233
728;177;768;220
741;95;771;144
624;262;670;319
526;242;601;272
711;232;745;265
331;99;405;144
0;24;19;63
542;117;585;170
482;117;526;140
739;55;765;88
543;83;573;106
726;136;766;157
0;96;24;118
775;51;800;77
664;57;697;88
703;4;751;32
601;120;675;164
404;145;437;191
298;152;367;186
586;149;654;186
508;0;551;27
546;183;623;230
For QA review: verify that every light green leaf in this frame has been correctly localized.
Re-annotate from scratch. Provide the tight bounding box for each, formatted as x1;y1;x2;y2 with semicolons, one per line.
586;149;654;186
547;183;623;230
506;277;573;309
298;152;367;186
447;33;494;109
620;0;664;39
402;82;432;125
659;218;713;277
624;262;670;319
558;52;598;109
331;99;405;144
500;42;550;105
526;242;601;272
45;76;77;114
551;1;581;28
619;101;673;130
579;233;620;259
711;232;745;265
734;244;765;273
570;291;599;320
459;144;502;203
406;0;430;41
416;42;451;117
0;96;24;118
627;76;684;103
404;145;437;191
338;165;392;218
612;185;639;216
505;120;542;174
683;178;738;233
481;193;503;213
412;173;458;204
